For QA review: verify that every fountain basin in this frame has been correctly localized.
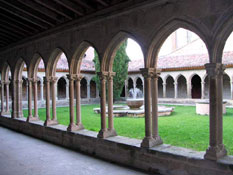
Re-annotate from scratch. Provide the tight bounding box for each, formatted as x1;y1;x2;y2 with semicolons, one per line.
126;98;144;109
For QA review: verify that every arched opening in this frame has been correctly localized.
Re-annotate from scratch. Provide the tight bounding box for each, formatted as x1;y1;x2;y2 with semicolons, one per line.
81;78;87;98
158;77;163;98
128;77;134;92
90;79;96;98
166;76;174;98
22;76;28;101
191;75;201;99
136;77;143;92
57;77;67;99
223;74;231;99
177;75;187;98
204;75;209;99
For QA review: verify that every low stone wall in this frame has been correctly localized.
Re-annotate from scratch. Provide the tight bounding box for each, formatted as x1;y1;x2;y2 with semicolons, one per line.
0;115;232;175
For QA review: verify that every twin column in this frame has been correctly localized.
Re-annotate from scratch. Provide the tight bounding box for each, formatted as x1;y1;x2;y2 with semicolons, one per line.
97;71;117;138
1;80;10;115
67;74;84;131
140;68;162;148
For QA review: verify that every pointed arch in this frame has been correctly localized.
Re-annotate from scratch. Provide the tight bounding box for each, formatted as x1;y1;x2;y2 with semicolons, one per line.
14;58;27;81
70;41;99;75
147;18;210;68
101;31;145;72
28;53;45;79
1;63;11;81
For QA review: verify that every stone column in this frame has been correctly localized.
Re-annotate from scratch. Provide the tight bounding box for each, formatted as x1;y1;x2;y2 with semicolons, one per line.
174;81;178;98
26;78;33;121
1;81;5;115
162;83;166;98
204;63;227;160
187;81;192;98
25;81;28;101
96;85;99;98
33;79;39;119
201;81;205;99
231;81;233;100
67;74;76;131
75;74;84;130
5;81;10;114
44;77;50;126
125;80;128;98
40;79;43;101
17;80;23;118
66;81;69;100
12;80;17;118
107;72;117;136
151;69;163;145
87;81;90;99
97;72;108;138
51;77;58;123
140;68;156;148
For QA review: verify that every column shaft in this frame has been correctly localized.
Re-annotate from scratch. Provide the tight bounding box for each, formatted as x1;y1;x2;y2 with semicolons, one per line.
162;83;166;98
27;79;33;120
201;82;205;99
5;82;10;113
174;82;178;98
76;76;82;125
44;77;50;125
1;82;5;114
33;80;38;118
51;78;57;120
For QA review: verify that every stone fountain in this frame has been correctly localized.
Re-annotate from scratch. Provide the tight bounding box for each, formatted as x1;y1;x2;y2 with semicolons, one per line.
127;88;144;109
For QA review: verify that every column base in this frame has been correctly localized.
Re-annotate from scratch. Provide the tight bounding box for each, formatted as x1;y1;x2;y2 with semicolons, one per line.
1;111;11;116
44;119;59;126
67;123;84;132
153;136;163;145
97;129;117;138
27;116;39;122
204;144;227;160
141;136;157;148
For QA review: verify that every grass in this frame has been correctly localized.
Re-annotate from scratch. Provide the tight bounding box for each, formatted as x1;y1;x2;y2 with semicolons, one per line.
23;104;233;155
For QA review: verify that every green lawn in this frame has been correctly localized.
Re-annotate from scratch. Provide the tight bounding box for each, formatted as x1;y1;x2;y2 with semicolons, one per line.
23;104;233;155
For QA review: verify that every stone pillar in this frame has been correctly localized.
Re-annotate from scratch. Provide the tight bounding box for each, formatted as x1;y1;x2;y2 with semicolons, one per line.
1;81;5;115
17;80;23;118
40;79;43;101
12;80;17;118
151;69;163;145
96;85;99;98
162;83;166;98
66;81;69;100
67;74;77;131
75;74;84;130
125;80;128;98
26;78;33;121
97;72;108;138
25;81;28;101
44;77;51;126
51;77;58;122
174;81;178;98
5;81;10;114
33;79;39;119
87;81;90;99
140;68;156;148
204;63;227;160
231;81;233;100
187;81;192;98
201;81;205;99
107;72;117;136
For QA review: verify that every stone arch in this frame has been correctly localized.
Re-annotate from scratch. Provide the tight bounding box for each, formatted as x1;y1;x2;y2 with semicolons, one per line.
70;41;99;75
223;73;231;99
191;74;201;99
1;63;11;82
57;76;67;99
147;18;210;68
177;75;187;98
28;53;45;79
46;48;68;77
212;7;233;63
136;77;143;92
81;77;87;98
166;75;174;98
13;58;27;81
101;31;144;72
128;77;134;91
158;77;163;98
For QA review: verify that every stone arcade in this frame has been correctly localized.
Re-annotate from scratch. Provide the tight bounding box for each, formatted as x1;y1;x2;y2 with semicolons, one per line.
0;1;233;175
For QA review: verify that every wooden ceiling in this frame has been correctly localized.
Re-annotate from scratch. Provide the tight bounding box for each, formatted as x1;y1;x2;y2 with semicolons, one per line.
0;0;127;49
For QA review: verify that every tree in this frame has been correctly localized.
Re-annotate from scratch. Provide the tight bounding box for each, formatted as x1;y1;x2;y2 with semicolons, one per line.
93;40;130;101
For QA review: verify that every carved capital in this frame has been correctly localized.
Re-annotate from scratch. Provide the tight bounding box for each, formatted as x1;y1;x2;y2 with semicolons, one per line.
205;63;225;78
152;69;161;79
107;72;116;81
67;74;76;82
140;68;154;79
43;76;50;83
75;74;83;82
50;76;58;83
97;71;108;81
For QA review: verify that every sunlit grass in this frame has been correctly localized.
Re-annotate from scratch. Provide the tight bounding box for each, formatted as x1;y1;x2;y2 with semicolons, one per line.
23;104;233;155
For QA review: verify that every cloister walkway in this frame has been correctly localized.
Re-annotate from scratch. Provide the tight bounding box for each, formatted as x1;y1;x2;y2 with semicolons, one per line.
0;126;149;175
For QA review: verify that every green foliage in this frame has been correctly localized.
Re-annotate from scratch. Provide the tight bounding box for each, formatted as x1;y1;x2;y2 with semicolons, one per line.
92;40;130;100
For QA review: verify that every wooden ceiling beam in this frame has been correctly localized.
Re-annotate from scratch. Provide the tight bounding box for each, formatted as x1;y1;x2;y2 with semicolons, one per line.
0;28;23;40
0;3;48;30
54;0;84;16
1;0;55;27
0;25;28;36
17;0;63;23
95;0;109;7
0;13;40;32
34;0;73;20
72;0;95;11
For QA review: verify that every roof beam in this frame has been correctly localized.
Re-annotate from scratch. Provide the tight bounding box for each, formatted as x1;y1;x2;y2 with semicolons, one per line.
0;24;28;36
95;0;109;7
17;0;63;23
0;13;40;32
34;0;73;20
54;0;84;16
0;29;22;40
1;0;55;27
0;3;48;30
72;0;95;11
